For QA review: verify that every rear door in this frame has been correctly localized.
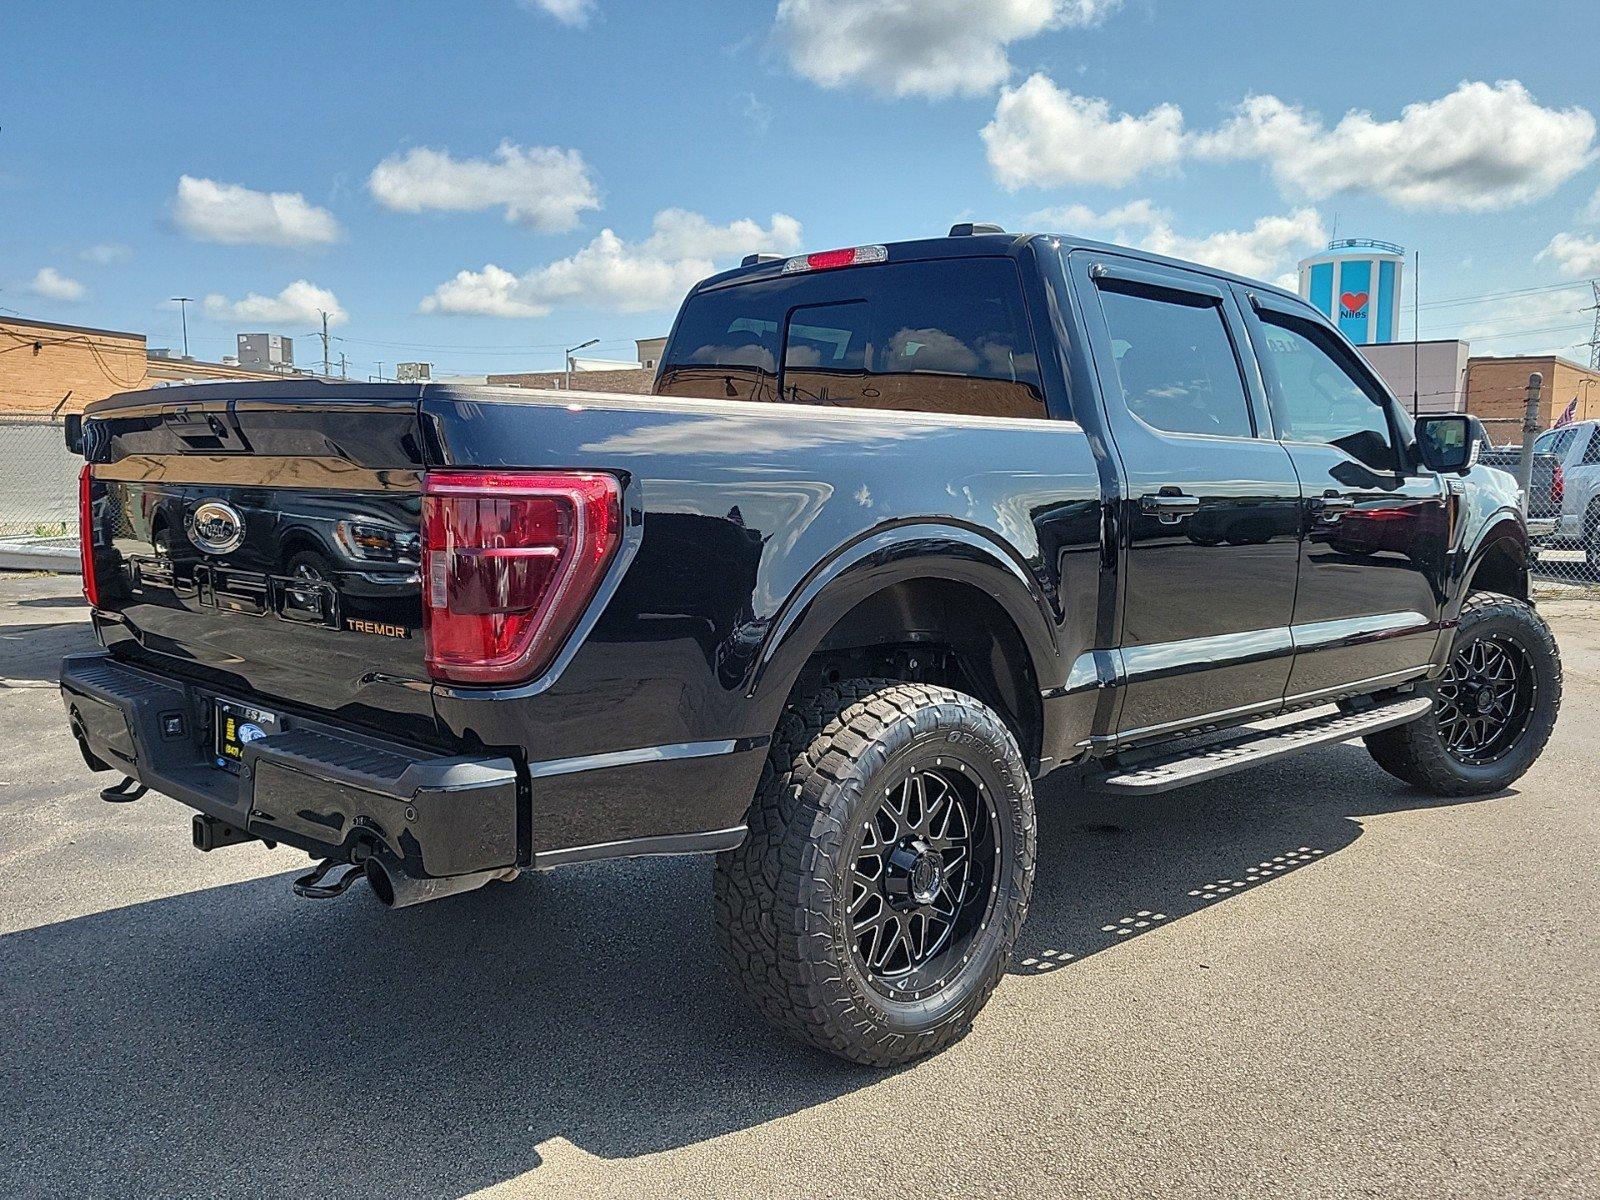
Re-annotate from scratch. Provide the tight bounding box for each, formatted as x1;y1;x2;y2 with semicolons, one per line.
1237;289;1448;700
1069;252;1303;742
83;384;436;743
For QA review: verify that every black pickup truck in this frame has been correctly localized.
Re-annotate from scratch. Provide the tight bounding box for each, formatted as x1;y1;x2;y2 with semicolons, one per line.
62;226;1561;1065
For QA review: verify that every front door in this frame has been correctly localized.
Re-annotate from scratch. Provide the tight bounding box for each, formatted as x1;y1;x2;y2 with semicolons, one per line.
1071;254;1304;742
1238;288;1448;700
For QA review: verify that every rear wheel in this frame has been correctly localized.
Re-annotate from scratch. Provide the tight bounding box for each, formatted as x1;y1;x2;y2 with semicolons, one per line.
714;680;1035;1065
1365;592;1560;796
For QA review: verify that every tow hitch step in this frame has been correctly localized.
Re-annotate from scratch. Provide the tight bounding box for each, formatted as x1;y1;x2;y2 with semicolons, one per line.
292;859;367;900
1088;696;1433;794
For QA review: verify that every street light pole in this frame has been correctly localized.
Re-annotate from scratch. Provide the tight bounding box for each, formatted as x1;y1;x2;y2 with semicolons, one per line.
564;338;600;390
170;297;193;358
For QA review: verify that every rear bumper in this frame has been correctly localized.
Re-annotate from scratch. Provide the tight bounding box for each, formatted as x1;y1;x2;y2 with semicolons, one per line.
60;652;519;879
1525;516;1559;541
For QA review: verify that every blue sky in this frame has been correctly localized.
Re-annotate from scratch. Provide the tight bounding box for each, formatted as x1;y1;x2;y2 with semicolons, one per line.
4;0;1599;378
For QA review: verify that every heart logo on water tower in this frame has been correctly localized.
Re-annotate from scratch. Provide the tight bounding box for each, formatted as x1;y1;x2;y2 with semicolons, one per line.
1339;291;1370;316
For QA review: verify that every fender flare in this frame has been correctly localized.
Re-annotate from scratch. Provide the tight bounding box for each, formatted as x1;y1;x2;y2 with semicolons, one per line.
1451;509;1528;619
746;521;1062;718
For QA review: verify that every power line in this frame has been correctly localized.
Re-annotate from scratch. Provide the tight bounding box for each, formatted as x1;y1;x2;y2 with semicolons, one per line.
1417;279;1591;312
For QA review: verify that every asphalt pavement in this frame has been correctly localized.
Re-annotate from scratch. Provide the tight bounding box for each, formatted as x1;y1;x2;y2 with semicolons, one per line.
1;572;1595;1199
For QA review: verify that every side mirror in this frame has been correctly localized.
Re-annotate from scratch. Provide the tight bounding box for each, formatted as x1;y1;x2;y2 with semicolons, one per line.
1415;413;1475;473
63;413;84;456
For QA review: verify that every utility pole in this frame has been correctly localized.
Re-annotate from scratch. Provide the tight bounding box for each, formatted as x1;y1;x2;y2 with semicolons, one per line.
1515;372;1543;516
1585;281;1600;370
318;310;331;377
375;361;385;382
564;338;599;390
338;352;348;379
1411;251;1420;418
170;297;193;358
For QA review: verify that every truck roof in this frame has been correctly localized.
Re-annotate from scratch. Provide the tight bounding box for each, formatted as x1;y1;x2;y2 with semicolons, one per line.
693;229;1306;308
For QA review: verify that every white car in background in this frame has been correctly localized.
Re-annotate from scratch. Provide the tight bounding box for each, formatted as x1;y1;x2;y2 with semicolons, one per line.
1531;420;1600;568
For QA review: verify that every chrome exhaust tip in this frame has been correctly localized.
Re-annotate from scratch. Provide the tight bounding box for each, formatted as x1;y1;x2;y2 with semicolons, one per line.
363;857;517;909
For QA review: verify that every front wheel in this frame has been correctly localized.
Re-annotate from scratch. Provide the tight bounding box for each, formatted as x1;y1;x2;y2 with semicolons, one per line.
1365;592;1561;796
714;680;1035;1066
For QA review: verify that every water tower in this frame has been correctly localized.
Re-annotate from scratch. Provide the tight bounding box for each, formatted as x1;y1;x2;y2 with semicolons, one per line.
1297;239;1405;345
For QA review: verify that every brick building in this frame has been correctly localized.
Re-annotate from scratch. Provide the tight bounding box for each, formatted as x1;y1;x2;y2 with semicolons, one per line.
1464;354;1600;444
1;315;297;416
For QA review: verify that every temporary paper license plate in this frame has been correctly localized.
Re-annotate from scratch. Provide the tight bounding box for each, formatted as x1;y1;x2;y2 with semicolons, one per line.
214;699;280;772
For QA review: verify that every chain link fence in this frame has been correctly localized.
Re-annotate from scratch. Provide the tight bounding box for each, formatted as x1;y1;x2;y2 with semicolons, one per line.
0;417;79;538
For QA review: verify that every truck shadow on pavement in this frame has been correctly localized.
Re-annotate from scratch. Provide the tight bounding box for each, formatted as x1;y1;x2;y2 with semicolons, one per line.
0;746;1504;1199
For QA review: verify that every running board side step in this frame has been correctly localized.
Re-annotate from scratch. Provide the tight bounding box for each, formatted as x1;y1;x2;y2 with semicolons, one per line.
1086;697;1433;795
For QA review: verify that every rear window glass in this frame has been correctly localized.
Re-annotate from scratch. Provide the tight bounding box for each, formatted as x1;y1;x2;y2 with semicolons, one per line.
656;258;1049;419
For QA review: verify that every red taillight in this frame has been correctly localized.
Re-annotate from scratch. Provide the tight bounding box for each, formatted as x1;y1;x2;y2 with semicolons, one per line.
780;244;888;274
1552;463;1564;507
421;471;622;685
78;464;99;608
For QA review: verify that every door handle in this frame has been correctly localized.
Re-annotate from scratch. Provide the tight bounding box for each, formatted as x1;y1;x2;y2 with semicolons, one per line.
1312;492;1355;520
1139;490;1201;523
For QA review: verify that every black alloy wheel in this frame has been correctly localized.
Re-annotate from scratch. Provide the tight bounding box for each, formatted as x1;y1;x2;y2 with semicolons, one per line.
849;763;1000;1002
1434;634;1536;766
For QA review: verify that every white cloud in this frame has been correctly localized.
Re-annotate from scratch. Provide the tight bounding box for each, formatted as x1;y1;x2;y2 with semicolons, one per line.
640;209;803;260
1137;208;1326;284
367;142;600;233
1024;200;1324;283
776;0;1120;100
1582;184;1600;225
30;267;85;301
172;176;341;247
79;243;131;265
986;78;1595;210
1539;232;1600;278
983;75;1185;188
519;0;594;25
1023;198;1166;232
420;211;803;318
1193;81;1596;211
203;280;347;327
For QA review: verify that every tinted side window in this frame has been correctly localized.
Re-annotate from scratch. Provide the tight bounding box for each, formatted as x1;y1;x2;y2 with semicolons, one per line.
1095;285;1254;438
658;258;1048;419
1582;428;1600;466
1256;315;1397;472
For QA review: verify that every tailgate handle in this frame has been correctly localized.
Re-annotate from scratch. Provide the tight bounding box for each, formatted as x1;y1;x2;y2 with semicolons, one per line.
163;406;249;451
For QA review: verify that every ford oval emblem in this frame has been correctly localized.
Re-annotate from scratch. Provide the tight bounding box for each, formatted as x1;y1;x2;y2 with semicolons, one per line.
187;500;246;555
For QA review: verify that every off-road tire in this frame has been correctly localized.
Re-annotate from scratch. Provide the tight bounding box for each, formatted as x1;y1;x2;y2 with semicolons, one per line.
714;680;1035;1066
1365;592;1561;796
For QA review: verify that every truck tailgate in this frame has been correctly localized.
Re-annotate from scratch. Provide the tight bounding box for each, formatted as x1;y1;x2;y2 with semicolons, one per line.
81;384;439;745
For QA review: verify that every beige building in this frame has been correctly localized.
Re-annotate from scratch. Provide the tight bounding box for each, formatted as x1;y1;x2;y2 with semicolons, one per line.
1464;354;1600;444
485;366;656;394
1358;340;1470;415
1;315;301;416
636;336;667;371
